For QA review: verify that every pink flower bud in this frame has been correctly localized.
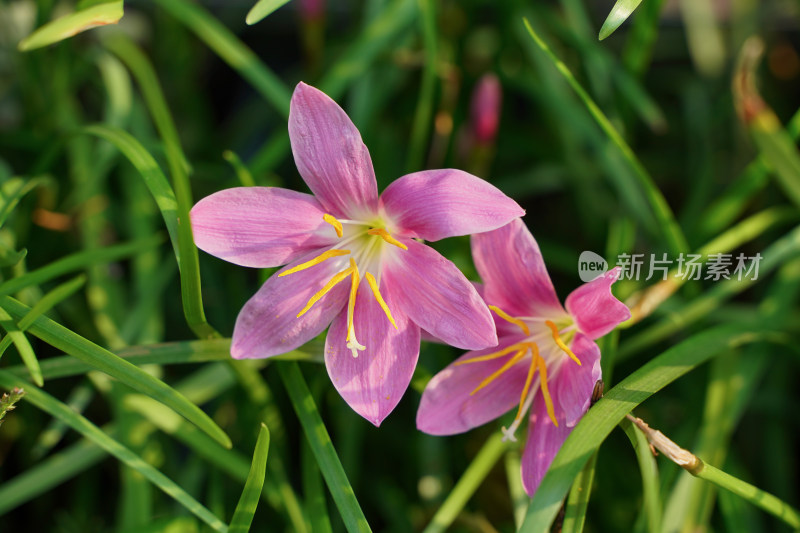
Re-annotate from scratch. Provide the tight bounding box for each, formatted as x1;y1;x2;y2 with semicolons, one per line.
470;73;502;144
299;0;325;21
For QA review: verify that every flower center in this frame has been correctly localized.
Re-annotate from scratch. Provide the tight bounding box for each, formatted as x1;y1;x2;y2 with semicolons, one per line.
279;213;405;357
455;305;581;442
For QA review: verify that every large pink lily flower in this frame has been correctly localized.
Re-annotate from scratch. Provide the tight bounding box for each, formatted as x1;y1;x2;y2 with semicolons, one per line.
190;82;524;426
416;219;630;495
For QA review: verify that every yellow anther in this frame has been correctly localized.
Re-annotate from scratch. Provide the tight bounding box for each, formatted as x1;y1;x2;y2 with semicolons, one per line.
367;228;408;250
514;343;539;422
470;348;526;396
296;266;354;318
279;249;351;277
545;320;582;366
454;343;522;366
489;305;530;336
536;355;558;427
345;259;365;357
323;213;343;238
365;272;397;329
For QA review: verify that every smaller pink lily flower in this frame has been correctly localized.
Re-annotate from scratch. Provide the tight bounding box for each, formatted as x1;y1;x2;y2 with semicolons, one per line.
416;219;630;496
191;82;524;426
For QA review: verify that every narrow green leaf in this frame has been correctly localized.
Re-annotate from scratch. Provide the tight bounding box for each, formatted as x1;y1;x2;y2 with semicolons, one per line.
0;236;162;299
405;0;437;172
18;0;124;51
0;370;228;531
159;0;292;117
620;418;661;533
0;275;86;358
0;307;42;386
560;454;598;533
0;176;54;228
0;295;232;449
599;0;644;40
422;432;508;533
81;125;180;259
522;18;688;256
229;424;271;532
277;362;371;533
518;324;773;533
223;151;256;187
103;36;218;339
246;0;292;25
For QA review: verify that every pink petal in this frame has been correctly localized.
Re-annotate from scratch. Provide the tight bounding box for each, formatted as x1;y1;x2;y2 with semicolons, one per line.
471;218;565;318
521;393;573;497
379;169;524;241
565;267;630;340
191;187;336;268
382;239;497;350
231;252;350;358
552;333;601;428
324;278;421;426
416;338;529;435
289;82;379;219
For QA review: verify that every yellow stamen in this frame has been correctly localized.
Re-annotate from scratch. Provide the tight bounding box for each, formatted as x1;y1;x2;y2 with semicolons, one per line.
488;305;530;336
365;272;397;329
470;348;526;396
323;213;343;237
454;343;522;366
296;266;354;317
536;355;558;427
346;259;365;357
545;320;581;366
367;228;408;250
279;249;351;277
514;343;540;422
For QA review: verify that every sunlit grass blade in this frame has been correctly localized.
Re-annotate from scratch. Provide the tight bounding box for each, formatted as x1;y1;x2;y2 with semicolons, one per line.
82;124;179;259
17;0;123;51
0;370;228;531
522;18;689;256
422;432;507;533
229;423;271;532
159;0;291;117
518;324;774;533
735;38;800;208
0;235;161;298
619;417;661;533
223;150;256;187
0;295;232;449
599;0;644;40
0;435;107;515
0;307;42;386
103;36;218;339
277;362;371;533
0;275;86;358
246;0;292;25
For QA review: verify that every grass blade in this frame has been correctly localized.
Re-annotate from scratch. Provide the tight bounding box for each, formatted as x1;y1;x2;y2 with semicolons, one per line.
18;0;123;51
422;432;507;533
599;0;644;41
620;417;661;533
0;386;24;426
0;176;54;228
246;0;293;25
277;362;371;533
0;307;42;386
0;370;228;531
518;324;774;533
522;17;689;256
0;295;232;449
229;423;271;532
405;0;437;172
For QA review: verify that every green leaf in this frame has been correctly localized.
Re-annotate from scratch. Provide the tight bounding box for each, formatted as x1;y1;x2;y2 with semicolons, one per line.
0;370;227;531
229;424;271;532
0;307;42;386
0;176;54;228
246;0;293;25
0;295;232;449
518;324;774;533
277;362;371;533
599;0;644;40
620;418;661;533
18;1;124;51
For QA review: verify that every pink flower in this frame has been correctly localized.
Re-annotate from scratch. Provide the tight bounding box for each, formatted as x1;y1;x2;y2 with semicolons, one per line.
191;82;524;426
416;219;630;495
